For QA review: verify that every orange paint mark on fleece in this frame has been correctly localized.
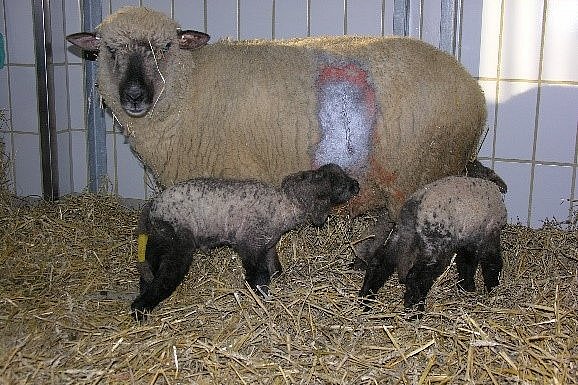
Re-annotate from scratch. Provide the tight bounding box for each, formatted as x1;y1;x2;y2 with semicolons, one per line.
369;156;398;186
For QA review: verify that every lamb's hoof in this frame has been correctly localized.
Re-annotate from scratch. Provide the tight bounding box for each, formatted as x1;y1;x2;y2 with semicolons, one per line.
253;284;271;299
360;298;374;312
484;283;499;294
457;282;476;292
131;299;151;322
357;290;377;311
131;307;149;322
403;302;426;320
350;256;368;270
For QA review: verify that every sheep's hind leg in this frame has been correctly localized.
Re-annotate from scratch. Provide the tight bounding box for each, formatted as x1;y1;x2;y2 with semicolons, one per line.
479;229;503;292
131;239;194;320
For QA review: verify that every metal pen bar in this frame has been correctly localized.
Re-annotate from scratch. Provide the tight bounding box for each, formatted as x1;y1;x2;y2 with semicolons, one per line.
393;0;410;36
440;0;458;55
83;0;107;192
32;0;59;200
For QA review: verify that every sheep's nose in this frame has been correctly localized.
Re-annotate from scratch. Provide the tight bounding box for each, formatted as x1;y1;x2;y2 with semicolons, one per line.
125;84;145;103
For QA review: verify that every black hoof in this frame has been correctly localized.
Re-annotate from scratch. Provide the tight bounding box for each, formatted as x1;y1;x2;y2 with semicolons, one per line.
350;257;368;270
131;298;152;322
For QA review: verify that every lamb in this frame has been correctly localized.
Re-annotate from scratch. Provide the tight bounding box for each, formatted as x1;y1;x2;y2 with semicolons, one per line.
66;6;488;263
131;163;359;319
359;176;507;313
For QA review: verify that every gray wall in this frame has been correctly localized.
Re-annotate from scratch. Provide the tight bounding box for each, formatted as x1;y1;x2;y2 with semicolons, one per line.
0;0;577;227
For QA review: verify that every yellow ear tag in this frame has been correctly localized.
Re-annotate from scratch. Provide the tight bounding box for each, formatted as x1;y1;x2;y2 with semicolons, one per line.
137;234;148;262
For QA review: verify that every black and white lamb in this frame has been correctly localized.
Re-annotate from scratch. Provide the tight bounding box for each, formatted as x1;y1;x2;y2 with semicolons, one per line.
359;176;507;313
131;163;359;319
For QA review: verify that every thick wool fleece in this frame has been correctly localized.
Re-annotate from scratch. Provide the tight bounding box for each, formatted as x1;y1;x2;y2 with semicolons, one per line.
94;7;485;219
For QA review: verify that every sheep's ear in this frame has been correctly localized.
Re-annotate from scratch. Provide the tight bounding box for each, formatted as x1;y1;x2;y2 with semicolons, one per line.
66;32;100;52
177;30;210;50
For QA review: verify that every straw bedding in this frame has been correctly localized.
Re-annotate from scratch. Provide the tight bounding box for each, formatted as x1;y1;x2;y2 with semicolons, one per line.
0;181;576;383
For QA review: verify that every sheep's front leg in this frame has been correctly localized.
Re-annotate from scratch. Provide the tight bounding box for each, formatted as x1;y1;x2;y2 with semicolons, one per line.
131;239;193;321
403;258;448;313
479;229;503;292
237;245;272;297
359;243;395;299
265;246;283;279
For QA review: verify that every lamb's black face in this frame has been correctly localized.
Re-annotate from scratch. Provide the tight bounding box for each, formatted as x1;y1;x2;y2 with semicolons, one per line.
282;163;359;218
318;163;360;204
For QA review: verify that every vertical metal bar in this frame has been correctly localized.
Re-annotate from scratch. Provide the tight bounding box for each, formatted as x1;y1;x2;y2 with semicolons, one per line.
271;0;276;39
307;0;311;37
440;0;458;55
455;0;464;61
570;122;578;225
203;0;208;33
527;0;548;227
83;0;107;192
343;0;348;35
236;0;240;40
418;0;424;39
380;0;385;36
32;0;59;200
393;0;409;36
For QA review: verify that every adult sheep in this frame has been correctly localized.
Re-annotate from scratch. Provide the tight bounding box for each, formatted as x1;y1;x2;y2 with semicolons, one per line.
67;6;487;261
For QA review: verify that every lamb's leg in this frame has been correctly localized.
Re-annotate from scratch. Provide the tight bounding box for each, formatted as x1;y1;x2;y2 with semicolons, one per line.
455;245;479;292
403;258;448;312
479;229;503;292
131;236;193;321
265;246;283;279
351;210;393;270
237;246;272;297
359;242;395;298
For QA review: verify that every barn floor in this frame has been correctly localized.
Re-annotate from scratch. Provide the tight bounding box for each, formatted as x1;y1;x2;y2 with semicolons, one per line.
0;192;576;384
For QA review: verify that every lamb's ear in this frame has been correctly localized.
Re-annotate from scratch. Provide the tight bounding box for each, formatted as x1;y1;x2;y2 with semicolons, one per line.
66;32;100;52
177;30;210;50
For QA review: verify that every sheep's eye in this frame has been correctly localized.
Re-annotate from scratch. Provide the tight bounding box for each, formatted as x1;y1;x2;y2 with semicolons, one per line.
106;45;116;56
162;42;172;52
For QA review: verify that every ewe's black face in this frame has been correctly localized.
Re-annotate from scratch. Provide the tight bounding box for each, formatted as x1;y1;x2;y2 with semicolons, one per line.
114;42;162;117
110;44;159;118
66;26;210;118
105;30;209;117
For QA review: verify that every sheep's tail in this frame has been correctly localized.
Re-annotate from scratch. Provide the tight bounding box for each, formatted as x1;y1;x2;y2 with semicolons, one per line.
148;40;166;117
